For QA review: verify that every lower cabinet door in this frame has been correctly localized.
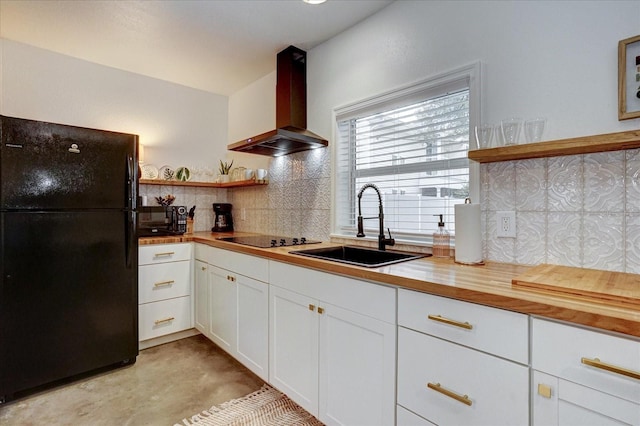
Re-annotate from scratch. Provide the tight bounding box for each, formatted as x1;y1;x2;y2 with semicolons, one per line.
139;296;191;341
209;265;237;354
318;302;396;426
533;370;640;426
397;327;529;426
194;260;209;336
269;285;319;416
236;274;269;381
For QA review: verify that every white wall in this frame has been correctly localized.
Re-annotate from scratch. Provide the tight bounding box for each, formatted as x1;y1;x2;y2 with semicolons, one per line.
227;71;274;171
0;38;228;169
307;0;640;141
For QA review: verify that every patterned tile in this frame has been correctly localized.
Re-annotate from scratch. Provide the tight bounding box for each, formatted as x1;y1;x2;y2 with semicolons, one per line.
626;148;640;213
547;212;582;267
487;161;516;211
516;212;546;265
480;164;490;212
582;213;624;271
516;158;547;211
584;152;624;213
625;214;640;274
548;155;583;212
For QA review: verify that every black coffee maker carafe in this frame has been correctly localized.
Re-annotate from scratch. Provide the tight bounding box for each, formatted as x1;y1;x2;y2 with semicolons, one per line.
212;203;233;232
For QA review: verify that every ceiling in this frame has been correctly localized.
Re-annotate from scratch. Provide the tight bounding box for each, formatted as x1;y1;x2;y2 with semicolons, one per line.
0;0;394;96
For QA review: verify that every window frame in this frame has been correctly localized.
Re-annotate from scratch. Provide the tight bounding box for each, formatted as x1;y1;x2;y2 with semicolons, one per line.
330;62;482;246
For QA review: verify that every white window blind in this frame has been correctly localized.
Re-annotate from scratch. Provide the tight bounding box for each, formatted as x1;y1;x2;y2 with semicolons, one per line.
335;82;471;243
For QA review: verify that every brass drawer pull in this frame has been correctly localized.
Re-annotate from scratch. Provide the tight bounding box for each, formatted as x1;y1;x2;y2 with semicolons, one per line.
427;382;472;406
201;266;206;271
428;314;473;330
317;307;325;314
581;357;640;380
154;317;175;325
227;275;236;282
154;251;175;257
154;280;175;287
309;304;316;312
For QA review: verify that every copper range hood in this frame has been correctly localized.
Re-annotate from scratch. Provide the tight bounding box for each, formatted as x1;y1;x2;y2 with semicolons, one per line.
228;46;328;156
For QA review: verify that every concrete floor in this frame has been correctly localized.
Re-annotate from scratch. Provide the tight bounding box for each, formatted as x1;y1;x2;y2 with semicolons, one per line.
0;334;265;425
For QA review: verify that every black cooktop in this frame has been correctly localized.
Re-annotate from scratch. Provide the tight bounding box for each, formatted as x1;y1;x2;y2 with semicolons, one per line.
217;235;321;248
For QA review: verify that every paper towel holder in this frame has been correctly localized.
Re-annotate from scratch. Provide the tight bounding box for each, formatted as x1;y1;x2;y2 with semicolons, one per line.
454;198;485;266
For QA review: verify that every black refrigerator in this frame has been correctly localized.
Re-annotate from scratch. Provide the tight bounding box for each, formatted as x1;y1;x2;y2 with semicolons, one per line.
0;115;139;402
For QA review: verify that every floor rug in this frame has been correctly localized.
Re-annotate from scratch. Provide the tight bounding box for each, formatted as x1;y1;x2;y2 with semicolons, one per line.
175;384;324;426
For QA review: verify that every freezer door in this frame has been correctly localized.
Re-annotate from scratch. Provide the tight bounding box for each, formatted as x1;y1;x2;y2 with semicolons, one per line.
0;115;137;210
0;211;138;398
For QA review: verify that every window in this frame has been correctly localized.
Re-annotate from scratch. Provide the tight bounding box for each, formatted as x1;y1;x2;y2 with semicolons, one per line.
334;64;480;244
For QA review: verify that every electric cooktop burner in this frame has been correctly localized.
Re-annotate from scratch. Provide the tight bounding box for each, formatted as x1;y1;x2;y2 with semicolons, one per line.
217;235;321;248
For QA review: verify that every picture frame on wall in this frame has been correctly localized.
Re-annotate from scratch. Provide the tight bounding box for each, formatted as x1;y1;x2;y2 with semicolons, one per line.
618;34;640;120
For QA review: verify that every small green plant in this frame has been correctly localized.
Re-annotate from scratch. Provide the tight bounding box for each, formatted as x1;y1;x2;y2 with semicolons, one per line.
218;160;233;175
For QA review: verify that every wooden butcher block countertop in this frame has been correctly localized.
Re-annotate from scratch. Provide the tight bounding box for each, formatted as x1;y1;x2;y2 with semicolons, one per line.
140;232;640;338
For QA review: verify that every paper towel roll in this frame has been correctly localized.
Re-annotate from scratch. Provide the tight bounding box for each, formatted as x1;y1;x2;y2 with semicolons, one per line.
455;202;483;264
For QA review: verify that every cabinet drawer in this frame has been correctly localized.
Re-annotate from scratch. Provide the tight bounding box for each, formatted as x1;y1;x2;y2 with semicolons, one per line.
532;317;640;403
397;327;529;426
398;289;528;363
139;261;191;304
270;261;396;324
139;296;192;341
196;244;268;283
139;243;191;265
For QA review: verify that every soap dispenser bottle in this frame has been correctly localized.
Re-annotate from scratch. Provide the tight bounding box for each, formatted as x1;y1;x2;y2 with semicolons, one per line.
432;214;450;258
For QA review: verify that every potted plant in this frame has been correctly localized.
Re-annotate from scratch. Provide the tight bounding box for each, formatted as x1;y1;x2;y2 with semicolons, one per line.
218;160;233;183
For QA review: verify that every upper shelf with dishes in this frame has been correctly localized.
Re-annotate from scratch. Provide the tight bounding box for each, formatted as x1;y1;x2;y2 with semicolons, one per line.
468;129;640;163
139;164;268;188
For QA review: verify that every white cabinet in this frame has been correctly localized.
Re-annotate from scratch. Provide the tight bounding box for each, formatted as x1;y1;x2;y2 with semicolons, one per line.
138;243;193;343
532;318;640;426
269;261;396;426
397;290;529;426
194;259;209;334
194;244;269;381
208;264;237;353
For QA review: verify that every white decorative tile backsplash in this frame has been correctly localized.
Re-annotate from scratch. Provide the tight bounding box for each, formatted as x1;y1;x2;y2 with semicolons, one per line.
583;152;624;213
143;143;639;274
481;147;640;273
230;147;331;241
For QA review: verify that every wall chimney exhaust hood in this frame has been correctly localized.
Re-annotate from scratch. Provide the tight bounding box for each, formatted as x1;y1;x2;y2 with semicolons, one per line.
228;46;328;156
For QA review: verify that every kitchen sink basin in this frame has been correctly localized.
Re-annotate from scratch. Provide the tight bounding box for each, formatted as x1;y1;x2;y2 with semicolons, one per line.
289;245;427;268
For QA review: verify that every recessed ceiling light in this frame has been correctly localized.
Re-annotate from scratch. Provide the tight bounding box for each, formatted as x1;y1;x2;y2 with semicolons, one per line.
303;0;327;4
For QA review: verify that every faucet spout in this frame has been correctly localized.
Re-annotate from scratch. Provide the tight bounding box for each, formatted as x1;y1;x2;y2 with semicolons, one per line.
356;183;395;251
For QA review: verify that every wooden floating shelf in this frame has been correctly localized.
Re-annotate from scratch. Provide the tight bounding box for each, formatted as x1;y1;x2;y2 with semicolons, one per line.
468;129;640;163
139;179;268;188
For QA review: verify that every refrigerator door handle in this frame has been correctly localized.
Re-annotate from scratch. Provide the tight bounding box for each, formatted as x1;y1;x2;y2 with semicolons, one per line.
125;210;135;268
126;154;135;210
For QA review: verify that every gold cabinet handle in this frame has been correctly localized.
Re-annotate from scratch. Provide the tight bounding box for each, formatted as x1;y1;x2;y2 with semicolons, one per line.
317;307;325;314
309;304;316;311
154;251;175;257
427;382;472;406
428;314;473;330
154;317;175;325
154;280;175;287
201;266;206;271
227;275;236;282
581;357;640;380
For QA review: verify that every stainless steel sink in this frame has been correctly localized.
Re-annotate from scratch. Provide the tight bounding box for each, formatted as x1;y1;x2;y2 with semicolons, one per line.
289;245;427;268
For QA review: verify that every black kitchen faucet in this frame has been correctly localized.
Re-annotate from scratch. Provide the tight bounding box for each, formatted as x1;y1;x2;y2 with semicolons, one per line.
356;183;395;251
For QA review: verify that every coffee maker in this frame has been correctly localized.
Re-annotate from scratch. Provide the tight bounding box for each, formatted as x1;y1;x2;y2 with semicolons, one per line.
212;203;233;232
